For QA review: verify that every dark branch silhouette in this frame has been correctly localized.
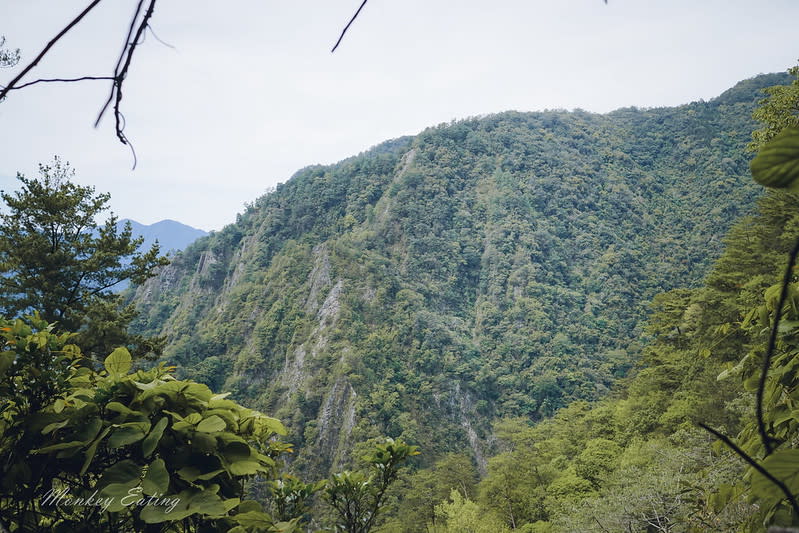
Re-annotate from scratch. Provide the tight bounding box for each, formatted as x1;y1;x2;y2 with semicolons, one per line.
93;0;157;169
0;0;104;101
332;0;369;53
699;423;799;517
756;236;799;455
1;76;114;91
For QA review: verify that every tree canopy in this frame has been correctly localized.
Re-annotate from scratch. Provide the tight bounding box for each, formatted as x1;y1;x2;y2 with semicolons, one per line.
0;157;168;358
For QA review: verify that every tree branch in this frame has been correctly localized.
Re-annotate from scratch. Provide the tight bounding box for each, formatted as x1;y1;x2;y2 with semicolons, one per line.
331;0;368;53
1;76;114;91
699;423;799;517
0;0;104;102
756;236;799;455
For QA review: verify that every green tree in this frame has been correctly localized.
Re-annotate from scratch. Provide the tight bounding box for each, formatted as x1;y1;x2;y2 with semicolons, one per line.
324;438;419;533
750;65;799;151
0;157;168;358
0;314;300;532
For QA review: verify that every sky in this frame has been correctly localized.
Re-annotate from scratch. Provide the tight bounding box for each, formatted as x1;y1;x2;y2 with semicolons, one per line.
0;0;797;231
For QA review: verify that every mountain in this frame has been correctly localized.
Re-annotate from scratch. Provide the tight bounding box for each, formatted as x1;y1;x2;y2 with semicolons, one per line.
130;73;790;478
119;218;208;253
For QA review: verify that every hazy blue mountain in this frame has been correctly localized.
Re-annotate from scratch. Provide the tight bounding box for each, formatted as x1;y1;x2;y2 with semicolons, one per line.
119;218;208;254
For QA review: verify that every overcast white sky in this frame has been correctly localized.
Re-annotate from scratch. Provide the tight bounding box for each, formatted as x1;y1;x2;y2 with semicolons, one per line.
1;0;797;231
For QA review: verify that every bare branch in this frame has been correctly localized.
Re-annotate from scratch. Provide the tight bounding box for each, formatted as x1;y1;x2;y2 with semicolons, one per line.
147;26;176;50
756;236;799;455
331;0;369;53
0;0;104;102
699;423;799;518
1;76;114;91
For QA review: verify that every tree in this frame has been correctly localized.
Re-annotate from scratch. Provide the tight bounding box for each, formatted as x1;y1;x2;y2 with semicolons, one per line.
0;313;301;532
0;36;19;69
0;157;168;358
323;438;419;533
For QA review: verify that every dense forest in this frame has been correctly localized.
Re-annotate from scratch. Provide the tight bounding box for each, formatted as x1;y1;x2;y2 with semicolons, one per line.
3;66;799;532
124;71;797;529
131;73;781;466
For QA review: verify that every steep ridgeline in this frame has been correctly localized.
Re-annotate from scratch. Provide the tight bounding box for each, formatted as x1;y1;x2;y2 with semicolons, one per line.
130;73;788;476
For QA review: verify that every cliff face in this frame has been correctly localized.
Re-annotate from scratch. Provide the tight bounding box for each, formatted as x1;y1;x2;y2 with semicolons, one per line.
131;73;789;476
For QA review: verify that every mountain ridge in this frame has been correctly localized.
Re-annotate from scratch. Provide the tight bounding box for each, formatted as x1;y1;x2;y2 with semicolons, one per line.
119;218;208;253
130;72;790;477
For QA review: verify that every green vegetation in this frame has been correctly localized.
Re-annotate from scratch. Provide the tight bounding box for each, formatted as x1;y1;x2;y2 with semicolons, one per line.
0;313;414;532
3;66;799;531
0;158;168;359
131;73;788;482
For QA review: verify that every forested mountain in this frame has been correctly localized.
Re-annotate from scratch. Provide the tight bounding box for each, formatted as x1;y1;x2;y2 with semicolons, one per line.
130;72;788;487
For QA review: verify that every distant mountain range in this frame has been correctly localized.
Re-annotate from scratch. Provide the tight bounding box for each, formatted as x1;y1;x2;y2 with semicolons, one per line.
118;219;208;254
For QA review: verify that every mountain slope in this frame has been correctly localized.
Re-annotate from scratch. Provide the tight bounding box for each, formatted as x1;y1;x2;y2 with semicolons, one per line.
131;73;789;476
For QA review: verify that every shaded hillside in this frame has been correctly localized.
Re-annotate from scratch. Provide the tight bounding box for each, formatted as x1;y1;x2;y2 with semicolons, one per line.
130;73;789;476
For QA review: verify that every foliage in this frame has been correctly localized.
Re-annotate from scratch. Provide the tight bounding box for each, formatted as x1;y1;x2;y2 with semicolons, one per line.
0;314;299;532
323;438;419;533
432;489;509;533
128;74;789;484
0;36;19;69
0;158;168;359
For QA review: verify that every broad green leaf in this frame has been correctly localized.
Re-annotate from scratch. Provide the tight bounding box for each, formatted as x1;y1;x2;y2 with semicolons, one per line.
32;440;85;454
184;413;203;425
190;432;217;452
238;500;263;513
261;416;287;435
106;402;144;417
222;441;251;463
142;416;169;457
96;459;142;489
228;460;266;476
104;347;132;378
751;449;799;512
53;399;65;413
99;482;141;512
197;415;226;433
142;458;170;495
41;419;70;434
108;422;149;448
751;127;799;189
80;426;113;475
232;510;277;529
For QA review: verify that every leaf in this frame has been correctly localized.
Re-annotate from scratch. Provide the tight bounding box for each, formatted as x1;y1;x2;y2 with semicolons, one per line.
80;426;112;475
142;458;170;496
142;416;168;457
106;401;144;417
196;415;226;433
32;440;85;454
751;449;799;511
228;460;266;476
96;459;142;489
222;441;251;463
751;127;799;189
41;419;70;435
104;347;132;378
100;483;141;512
53;399;65;413
108;422;150;449
184;413;203;425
